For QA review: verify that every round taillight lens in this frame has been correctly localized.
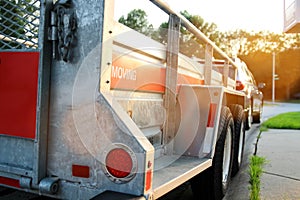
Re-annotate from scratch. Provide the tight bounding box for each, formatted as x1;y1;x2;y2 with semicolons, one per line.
105;148;133;178
236;80;245;90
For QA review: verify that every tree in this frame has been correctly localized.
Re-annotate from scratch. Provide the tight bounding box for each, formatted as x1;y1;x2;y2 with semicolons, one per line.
118;9;154;37
179;10;224;58
119;9;224;58
180;10;222;46
153;10;224;58
222;30;300;56
118;9;300;61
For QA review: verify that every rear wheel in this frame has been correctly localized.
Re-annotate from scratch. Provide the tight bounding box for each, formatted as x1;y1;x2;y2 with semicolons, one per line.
245;106;252;130
252;112;261;123
252;99;263;123
191;106;234;200
229;104;245;176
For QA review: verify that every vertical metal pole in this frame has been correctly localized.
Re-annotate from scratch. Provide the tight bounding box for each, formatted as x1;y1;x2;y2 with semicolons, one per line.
163;14;180;155
33;0;53;185
223;59;230;87
272;52;275;103
204;44;213;85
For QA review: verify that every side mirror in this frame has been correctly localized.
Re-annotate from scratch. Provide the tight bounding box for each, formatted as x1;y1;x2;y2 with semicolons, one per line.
258;82;266;89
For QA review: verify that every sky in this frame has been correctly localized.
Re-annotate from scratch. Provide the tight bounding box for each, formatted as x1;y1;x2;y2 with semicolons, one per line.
114;0;284;33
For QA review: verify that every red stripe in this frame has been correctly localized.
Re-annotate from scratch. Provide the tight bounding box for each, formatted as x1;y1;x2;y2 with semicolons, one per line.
0;176;20;188
207;103;217;127
0;52;39;139
178;74;204;85
111;54;204;93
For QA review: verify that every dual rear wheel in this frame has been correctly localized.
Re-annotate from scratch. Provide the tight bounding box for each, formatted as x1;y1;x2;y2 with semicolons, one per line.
191;105;245;200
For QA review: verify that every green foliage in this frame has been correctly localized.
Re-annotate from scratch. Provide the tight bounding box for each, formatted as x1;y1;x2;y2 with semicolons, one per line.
179;10;223;58
181;10;222;46
249;156;266;200
118;9;154;37
118;8;300;61
119;9;223;58
0;0;39;49
222;30;300;56
262;112;300;129
259;126;268;132
151;22;169;44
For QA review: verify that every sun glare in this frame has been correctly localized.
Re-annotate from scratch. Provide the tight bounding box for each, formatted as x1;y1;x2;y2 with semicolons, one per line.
115;0;284;33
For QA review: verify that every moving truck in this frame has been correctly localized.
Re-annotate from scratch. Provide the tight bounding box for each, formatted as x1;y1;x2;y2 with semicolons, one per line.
0;0;249;199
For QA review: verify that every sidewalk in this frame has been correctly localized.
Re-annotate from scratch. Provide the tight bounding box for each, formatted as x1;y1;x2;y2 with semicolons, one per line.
258;129;300;200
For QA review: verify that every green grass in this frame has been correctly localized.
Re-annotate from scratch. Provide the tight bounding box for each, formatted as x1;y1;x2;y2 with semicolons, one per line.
259;126;268;132
249;155;266;200
262;112;300;129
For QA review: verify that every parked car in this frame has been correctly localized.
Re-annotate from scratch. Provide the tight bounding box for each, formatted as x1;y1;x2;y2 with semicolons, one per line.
234;58;264;129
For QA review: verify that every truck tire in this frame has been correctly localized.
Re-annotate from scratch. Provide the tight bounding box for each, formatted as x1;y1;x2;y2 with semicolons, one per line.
252;112;261;123
229;104;245;177
252;98;263;124
191;106;234;200
245;106;252;130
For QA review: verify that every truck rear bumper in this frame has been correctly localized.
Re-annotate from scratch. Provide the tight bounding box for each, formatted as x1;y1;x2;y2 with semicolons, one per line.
91;191;146;200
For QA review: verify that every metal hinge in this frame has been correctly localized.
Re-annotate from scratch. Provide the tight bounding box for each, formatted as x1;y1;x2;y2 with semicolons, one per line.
48;0;77;62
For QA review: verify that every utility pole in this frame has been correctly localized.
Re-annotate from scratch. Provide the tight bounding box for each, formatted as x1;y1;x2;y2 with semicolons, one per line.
272;52;275;103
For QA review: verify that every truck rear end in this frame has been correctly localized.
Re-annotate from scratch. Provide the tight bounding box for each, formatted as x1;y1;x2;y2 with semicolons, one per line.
0;0;246;199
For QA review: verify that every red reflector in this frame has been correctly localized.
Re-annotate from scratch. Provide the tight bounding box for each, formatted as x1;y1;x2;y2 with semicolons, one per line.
145;169;152;191
72;165;90;178
0;176;20;188
105;148;133;178
236;80;245;90
207;103;217;127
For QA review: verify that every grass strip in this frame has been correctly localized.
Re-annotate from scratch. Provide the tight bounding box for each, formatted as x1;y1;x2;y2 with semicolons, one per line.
249;155;266;200
262;112;300;129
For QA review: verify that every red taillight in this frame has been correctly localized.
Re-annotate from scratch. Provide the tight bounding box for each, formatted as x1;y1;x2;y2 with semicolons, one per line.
105;148;133;178
236;80;245;90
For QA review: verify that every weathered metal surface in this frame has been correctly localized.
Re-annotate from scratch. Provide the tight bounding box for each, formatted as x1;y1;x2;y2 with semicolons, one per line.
0;0;52;188
163;14;180;154
0;136;34;175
